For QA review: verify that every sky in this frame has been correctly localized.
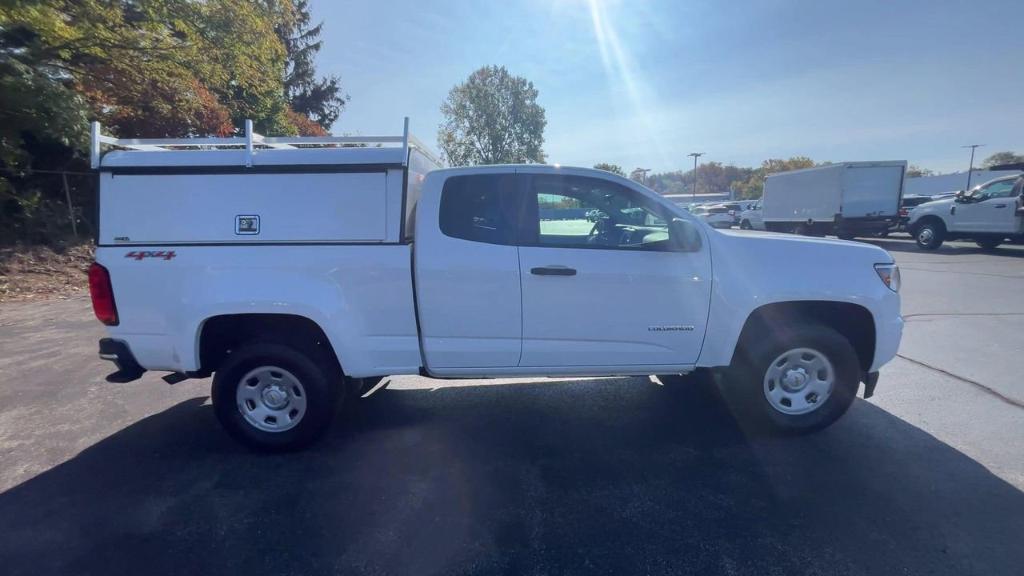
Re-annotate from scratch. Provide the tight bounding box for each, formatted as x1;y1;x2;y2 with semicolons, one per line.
313;0;1023;174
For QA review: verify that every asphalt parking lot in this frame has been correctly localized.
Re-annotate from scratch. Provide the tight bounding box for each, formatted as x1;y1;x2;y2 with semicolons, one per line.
1;236;1023;575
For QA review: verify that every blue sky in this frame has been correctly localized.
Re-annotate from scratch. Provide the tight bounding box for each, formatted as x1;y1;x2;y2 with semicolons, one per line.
314;0;1023;174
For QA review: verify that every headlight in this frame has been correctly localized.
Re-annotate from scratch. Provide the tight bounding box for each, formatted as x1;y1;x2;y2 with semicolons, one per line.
874;263;900;292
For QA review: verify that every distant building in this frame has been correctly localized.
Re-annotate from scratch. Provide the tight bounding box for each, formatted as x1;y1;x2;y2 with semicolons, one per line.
904;169;1022;196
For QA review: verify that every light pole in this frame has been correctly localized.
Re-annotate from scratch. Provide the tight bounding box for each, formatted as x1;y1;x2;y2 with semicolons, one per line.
635;168;651;186
687;152;704;200
962;144;983;193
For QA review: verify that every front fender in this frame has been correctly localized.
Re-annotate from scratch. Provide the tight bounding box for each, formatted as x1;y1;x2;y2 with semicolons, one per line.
697;231;900;369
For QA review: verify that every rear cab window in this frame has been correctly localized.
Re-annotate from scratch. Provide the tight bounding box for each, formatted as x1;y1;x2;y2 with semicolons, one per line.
439;174;519;245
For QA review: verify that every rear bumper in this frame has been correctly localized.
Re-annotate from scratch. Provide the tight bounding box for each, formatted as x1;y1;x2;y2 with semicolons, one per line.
98;338;146;383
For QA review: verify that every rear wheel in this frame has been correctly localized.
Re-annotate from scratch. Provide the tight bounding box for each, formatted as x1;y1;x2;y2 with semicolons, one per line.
212;341;341;451
975;238;1003;251
914;220;945;250
726;324;860;434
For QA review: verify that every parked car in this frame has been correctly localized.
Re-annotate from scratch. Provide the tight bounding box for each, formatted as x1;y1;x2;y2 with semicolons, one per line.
88;118;903;451
691;205;735;228
763;161;905;239
739;200;765;230
715;202;744;226
907;174;1024;250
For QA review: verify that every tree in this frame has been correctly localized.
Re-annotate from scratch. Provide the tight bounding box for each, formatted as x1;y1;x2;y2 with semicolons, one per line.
593;163;625;176
906;165;934;178
732;157;816;199
438;65;546;166
0;0;339;243
982;151;1024;169
645;163;753;196
276;0;347;131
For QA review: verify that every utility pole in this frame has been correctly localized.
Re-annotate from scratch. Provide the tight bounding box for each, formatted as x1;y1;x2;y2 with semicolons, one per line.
962;144;983;193
687;152;704;200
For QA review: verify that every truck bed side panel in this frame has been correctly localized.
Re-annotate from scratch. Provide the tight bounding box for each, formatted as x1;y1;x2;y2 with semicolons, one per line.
96;245;421;377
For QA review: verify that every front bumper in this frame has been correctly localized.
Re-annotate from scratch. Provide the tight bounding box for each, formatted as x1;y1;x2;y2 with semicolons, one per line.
863;371;880;398
98;338;146;383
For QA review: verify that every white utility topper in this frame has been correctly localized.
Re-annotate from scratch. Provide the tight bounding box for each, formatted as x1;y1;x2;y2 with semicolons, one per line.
89;119;903;451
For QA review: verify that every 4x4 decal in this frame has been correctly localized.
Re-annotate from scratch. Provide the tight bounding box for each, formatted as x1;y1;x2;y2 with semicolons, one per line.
125;250;176;261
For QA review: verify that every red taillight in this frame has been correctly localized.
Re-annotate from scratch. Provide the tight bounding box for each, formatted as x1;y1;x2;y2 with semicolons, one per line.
88;262;119;326
899;208;908;217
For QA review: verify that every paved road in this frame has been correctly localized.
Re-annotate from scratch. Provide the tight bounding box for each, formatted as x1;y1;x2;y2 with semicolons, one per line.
1;238;1022;575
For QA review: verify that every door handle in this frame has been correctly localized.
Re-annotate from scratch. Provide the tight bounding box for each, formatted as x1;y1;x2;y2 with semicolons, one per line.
994;204;1007;208
531;266;577;276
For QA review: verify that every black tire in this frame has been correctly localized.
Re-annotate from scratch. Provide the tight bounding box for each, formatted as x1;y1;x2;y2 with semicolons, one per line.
725;324;860;434
212;341;341;451
975;238;1002;251
914;219;945;250
740;220;752;230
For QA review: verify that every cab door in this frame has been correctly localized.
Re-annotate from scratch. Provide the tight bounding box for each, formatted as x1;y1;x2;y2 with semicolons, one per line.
414;172;523;369
516;173;712;369
952;178;1018;232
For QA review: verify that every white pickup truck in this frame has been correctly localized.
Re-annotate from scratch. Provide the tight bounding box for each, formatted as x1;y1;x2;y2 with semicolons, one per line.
88;120;903;451
907;174;1024;250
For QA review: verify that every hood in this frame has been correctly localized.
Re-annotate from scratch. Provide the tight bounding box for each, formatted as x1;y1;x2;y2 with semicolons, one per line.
714;229;894;264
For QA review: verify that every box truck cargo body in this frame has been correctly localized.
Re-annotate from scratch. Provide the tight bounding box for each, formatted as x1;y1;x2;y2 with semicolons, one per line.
762;161;906;238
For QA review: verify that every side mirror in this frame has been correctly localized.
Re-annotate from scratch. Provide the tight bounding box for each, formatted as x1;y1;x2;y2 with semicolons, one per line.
669;218;703;252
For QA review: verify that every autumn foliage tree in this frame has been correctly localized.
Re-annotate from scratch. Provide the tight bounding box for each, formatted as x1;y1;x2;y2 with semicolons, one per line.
0;0;344;243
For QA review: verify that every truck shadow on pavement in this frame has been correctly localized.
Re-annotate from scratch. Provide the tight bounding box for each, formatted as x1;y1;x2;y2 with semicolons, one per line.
1;377;1022;576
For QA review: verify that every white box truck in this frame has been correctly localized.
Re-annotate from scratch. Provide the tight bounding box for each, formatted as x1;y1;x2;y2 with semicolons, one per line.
762;161;906;239
87;119;903;451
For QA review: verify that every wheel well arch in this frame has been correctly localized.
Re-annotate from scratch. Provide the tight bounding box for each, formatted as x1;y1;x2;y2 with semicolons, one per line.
197;313;342;376
732;301;876;374
911;214;946;234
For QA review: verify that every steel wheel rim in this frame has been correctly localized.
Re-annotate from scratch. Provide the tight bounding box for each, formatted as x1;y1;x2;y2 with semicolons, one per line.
763;347;835;415
236;366;308;433
919;227;933;244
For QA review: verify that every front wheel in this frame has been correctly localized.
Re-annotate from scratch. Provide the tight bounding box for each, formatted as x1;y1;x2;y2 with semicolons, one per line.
975;238;1003;251
914;221;945;250
740;219;752;230
212;341;341;451
726;324;860;434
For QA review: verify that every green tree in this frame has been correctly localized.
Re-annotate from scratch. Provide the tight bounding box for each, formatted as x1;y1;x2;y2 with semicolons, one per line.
0;0;336;243
438;65;546;166
593;163;625;176
276;0;347;132
732;157;816;199
981;151;1024;168
646;163;754;196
